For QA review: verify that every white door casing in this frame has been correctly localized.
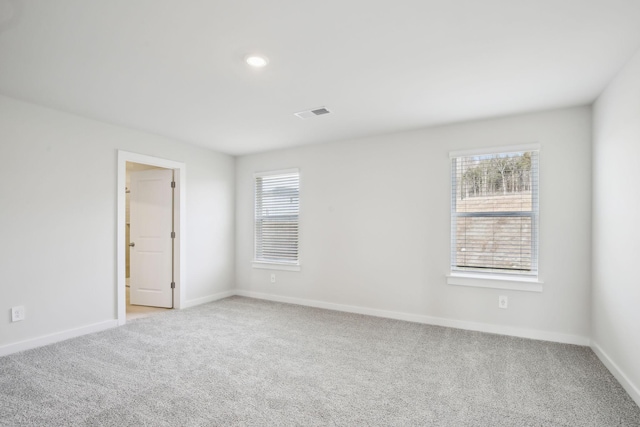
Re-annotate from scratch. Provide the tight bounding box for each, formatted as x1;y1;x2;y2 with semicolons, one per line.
129;168;174;308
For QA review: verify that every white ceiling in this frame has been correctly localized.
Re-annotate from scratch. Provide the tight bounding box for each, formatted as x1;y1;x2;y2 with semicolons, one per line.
1;1;640;156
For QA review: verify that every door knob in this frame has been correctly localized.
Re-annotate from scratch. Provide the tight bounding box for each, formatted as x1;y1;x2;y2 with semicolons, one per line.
129;242;135;247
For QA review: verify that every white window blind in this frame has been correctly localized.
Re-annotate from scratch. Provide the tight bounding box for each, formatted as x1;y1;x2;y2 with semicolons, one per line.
451;149;539;276
254;169;300;265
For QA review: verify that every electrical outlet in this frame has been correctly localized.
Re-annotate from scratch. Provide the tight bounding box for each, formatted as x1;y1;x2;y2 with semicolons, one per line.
270;273;276;283
498;296;508;309
11;306;25;322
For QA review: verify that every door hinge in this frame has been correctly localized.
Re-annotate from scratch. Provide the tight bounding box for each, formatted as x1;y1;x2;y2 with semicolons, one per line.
171;231;176;238
171;181;176;188
171;282;175;289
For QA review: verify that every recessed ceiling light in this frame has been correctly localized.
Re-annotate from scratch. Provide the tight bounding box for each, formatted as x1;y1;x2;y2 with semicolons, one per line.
245;55;269;68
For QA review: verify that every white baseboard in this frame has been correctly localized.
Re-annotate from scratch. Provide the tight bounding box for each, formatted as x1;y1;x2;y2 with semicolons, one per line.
0;319;118;357
0;290;591;359
180;289;235;309
591;341;640;407
234;290;590;346
0;290;235;358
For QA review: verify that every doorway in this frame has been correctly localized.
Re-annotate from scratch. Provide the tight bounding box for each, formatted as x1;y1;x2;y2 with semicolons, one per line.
117;151;186;326
126;162;172;320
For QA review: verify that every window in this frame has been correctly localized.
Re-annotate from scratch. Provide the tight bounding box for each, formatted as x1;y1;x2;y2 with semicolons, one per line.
254;169;300;269
450;146;539;279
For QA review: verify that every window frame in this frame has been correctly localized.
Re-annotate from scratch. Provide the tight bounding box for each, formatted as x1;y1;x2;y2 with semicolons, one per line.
447;144;542;291
252;168;301;271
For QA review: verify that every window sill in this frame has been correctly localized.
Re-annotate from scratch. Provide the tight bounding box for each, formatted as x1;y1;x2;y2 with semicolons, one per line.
446;272;543;292
252;261;301;272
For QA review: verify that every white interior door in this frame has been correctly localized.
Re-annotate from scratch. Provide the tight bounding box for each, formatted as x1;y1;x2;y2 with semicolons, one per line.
130;168;174;308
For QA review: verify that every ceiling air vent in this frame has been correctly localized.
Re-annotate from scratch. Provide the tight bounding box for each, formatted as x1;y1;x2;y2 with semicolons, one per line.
294;107;331;119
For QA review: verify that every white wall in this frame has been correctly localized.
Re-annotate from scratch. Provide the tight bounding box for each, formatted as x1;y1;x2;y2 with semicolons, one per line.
0;95;235;350
236;107;592;344
592;48;640;405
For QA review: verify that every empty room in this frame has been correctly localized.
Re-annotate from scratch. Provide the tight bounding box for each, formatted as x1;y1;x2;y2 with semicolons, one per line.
1;1;639;425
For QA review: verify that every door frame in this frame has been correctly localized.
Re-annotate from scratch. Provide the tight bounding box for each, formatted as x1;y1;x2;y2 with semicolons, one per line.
116;151;187;325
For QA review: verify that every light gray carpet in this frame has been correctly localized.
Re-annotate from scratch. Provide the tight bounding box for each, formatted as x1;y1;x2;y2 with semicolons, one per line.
1;296;639;426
